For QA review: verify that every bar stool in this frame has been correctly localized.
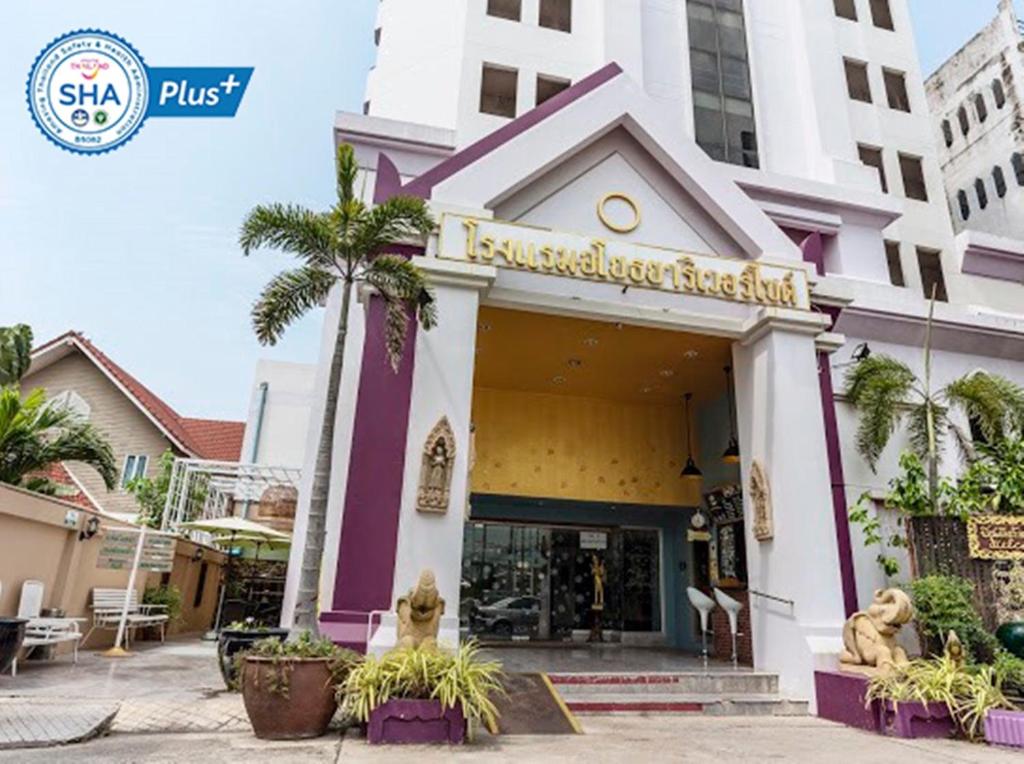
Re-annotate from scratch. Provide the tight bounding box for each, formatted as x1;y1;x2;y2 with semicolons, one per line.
686;587;716;671
713;587;743;669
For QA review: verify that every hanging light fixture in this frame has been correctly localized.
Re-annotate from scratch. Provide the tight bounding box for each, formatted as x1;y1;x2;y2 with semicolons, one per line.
680;392;703;480
722;365;740;465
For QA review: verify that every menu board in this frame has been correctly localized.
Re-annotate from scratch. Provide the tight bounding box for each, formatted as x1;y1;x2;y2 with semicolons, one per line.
97;529;177;572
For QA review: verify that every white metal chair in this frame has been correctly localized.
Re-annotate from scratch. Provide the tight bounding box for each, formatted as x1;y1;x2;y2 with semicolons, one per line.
10;580;82;676
84;588;169;648
686;586;716;671
713;587;744;669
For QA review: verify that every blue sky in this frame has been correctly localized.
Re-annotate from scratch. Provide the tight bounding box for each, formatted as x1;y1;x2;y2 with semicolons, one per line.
0;1;1016;420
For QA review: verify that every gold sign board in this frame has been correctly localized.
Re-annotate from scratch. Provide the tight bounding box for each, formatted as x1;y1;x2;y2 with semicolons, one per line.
438;214;811;311
967;516;1024;560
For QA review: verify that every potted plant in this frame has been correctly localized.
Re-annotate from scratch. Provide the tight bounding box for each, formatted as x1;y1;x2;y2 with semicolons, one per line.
219;617;289;689
140;583;182;641
0;618;27;675
340;641;503;745
985;653;1024;748
239;631;358;740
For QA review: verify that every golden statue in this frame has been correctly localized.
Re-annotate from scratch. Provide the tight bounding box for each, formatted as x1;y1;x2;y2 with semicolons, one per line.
839;588;913;675
591;554;606;611
396;570;445;649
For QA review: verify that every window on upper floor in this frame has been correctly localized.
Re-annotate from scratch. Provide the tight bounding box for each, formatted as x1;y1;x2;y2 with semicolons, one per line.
975;177;989;209
941;119;953;148
1013;152;1024;186
957;189;971;220
49;390;91;420
858;144;888;193
539;0;571;32
479;63;518;118
884;241;905;287
883;69;911;112
869;0;895;30
834;0;857;21
994;78;1007;109
844;59;872;103
536;74;570;106
487;0;522;22
687;0;759;168
362;100;370;115
994;166;1008;198
916;248;948;302
121;454;149;489
975;93;988;123
957;106;970;136
899;153;928;201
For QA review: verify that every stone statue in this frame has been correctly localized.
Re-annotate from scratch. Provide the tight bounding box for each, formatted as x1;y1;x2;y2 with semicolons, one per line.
750;460;773;541
839;588;913;675
417;417;455;514
396;569;446;650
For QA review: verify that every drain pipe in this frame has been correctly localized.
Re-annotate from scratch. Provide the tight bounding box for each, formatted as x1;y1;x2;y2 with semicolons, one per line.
241;381;269;519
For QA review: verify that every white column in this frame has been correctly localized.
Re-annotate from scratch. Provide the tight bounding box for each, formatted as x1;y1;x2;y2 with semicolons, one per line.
733;310;845;706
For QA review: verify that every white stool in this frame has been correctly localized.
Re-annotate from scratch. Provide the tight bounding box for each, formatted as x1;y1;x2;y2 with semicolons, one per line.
686;587;716;671
713;587;743;669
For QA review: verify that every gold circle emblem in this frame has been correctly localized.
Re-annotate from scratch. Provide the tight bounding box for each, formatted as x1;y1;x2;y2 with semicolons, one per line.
597;192;641;233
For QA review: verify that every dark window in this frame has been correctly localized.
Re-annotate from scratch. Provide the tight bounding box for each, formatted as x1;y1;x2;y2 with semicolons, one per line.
958;106;970;136
193;562;208;608
885;241;905;287
958;189;971;220
884;69;910;112
975;93;988;123
858;144;888;193
687;0;759;168
536;74;570;106
844;59;872;103
975;177;989;209
374;26;381;46
480;64;518;117
994;166;1007;198
994;78;1007;109
539;0;571;32
899;153;928;201
487;0;522;21
969;414;989;445
834;0;857;21
917;248;948;302
362;100;370;115
869;0;895;30
1013;152;1024;185
941;119;953;147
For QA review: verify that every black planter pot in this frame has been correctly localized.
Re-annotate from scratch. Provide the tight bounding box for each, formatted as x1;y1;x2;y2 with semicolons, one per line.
0;618;28;675
217;628;289;689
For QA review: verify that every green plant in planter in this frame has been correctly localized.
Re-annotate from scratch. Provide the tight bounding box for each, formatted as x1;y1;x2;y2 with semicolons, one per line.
239;631;359;699
143;584;182;623
910;575;1000;663
340;641;504;729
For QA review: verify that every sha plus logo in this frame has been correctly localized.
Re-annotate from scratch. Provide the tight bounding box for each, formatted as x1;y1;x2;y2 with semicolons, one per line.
27;29;253;156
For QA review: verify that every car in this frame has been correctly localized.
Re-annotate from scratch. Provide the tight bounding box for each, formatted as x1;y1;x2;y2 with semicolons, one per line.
470;595;541;637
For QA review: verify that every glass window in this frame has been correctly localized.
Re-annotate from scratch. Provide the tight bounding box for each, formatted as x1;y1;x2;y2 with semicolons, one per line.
1014;153;1024;186
834;0;857;21
480;64;518;118
536;74;570;106
687;0;759;168
487;0;521;21
883;69;910;112
121;454;149;488
941;119;953;148
884;241;905;287
994;166;1007;198
975;93;988;123
539;0;571;32
858;144;888;193
917;248;948;302
899;153;928;201
975;177;988;209
844;59;872;103
994;79;1007;109
869;0;895;30
958;106;970;136
958;189;971;220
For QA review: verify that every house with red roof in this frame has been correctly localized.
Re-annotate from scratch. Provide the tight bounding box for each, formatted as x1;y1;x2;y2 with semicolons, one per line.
24;331;245;519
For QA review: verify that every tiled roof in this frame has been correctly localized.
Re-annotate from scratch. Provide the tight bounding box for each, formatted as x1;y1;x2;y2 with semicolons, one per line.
32;331;245;460
30;463;98;511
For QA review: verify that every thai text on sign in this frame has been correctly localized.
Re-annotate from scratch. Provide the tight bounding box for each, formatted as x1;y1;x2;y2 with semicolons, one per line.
967;516;1024;560
97;529;177;572
438;214;811;310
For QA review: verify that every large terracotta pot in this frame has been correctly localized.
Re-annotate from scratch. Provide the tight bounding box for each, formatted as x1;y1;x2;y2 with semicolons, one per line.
0;618;27;675
217;628;289;689
368;698;466;745
996;622;1024;660
240;657;338;739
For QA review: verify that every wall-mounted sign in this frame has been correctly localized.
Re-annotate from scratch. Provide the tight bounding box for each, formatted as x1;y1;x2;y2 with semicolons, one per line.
580;531;608;550
438;214;811;310
968;516;1024;560
97;529;177;572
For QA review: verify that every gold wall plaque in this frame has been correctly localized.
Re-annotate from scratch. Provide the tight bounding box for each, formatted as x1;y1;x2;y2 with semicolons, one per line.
597;192;641;233
968;516;1024;560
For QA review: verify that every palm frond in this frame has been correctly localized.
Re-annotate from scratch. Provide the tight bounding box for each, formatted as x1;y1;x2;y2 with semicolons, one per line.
906;400;948;464
352;196;435;259
944;371;1024;443
335;144;359;207
364;255;437;371
251;266;337;346
239;203;337;269
0;324;33;385
844;355;919;470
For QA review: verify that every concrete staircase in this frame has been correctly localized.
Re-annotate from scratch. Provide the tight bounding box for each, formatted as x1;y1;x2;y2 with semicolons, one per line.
547;671;808;715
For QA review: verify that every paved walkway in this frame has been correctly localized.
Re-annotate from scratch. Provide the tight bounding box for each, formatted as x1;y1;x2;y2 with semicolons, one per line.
0;698;118;750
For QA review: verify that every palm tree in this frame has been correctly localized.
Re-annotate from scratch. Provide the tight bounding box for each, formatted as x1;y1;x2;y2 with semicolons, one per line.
0;386;117;494
0;324;33;385
241;143;437;635
845;301;1024;506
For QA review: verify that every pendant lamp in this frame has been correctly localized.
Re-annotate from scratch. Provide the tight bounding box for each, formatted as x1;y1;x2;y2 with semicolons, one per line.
681;392;703;479
722;365;740;464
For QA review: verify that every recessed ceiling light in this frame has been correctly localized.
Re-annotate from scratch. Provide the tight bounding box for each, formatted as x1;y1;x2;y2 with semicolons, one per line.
582;337;599;347
683;349;699;360
552;375;566;385
659;369;675;378
567;358;583;368
478;322;492;332
641;386;653;394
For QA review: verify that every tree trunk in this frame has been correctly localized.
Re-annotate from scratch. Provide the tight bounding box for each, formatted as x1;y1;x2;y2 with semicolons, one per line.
292;279;353;636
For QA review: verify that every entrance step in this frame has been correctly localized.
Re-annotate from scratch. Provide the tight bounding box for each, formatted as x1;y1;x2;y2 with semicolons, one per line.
547;671;778;695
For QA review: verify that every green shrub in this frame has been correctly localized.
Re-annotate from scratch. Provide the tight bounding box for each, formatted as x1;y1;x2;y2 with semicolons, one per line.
238;631;359;698
910;575;999;662
143;584;182;622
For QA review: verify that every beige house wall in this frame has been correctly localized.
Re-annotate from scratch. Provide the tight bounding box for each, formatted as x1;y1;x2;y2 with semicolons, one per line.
22;352;180;517
0;485;225;652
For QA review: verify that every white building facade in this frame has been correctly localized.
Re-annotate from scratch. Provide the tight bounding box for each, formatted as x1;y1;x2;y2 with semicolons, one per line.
282;0;1024;707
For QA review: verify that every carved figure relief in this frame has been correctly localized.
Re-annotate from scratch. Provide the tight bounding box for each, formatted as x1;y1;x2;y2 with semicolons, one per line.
417;417;455;514
396;569;445;650
750;460;774;541
839;588;913;676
